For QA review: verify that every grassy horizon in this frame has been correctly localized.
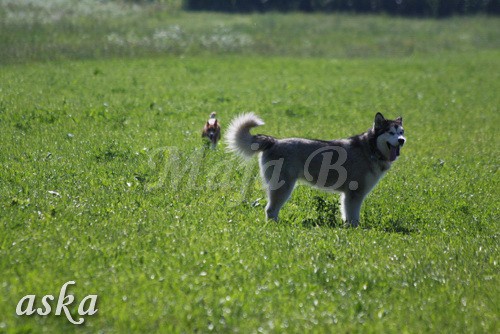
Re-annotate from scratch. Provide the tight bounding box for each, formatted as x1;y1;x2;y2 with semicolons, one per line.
1;1;500;64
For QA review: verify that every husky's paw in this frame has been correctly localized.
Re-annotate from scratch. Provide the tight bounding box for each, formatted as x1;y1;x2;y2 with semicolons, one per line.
343;220;359;228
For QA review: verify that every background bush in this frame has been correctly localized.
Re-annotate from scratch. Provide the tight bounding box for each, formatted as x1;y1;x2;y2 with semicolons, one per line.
182;0;500;16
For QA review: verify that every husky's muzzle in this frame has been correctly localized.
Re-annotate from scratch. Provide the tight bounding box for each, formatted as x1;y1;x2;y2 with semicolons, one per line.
388;137;405;161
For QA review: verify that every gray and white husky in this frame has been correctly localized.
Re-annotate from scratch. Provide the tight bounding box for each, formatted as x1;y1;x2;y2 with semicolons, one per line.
226;112;406;226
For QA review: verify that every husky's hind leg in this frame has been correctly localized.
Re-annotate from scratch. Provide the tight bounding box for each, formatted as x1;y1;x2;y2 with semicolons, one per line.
340;192;365;227
265;179;296;221
260;155;296;221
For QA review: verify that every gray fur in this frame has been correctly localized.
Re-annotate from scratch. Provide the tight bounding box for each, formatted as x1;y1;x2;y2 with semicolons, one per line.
226;112;405;226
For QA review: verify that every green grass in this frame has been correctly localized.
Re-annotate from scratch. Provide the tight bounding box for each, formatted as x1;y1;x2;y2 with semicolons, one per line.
1;1;500;64
1;2;499;333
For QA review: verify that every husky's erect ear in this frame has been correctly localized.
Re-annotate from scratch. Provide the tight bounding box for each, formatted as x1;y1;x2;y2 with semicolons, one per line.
395;116;403;125
374;112;385;129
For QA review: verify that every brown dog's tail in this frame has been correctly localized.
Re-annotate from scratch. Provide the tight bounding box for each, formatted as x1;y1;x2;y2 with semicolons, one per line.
225;113;275;159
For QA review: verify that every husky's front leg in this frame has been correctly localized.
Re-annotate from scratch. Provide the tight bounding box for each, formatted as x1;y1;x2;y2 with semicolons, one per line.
340;192;364;227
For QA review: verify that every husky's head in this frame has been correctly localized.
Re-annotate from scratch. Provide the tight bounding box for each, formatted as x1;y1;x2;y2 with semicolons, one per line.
374;112;405;162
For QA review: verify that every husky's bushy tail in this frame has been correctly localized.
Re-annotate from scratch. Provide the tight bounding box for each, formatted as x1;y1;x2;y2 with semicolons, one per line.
226;113;275;159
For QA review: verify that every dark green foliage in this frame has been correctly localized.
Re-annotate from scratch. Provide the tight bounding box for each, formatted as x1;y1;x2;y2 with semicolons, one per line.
184;0;500;16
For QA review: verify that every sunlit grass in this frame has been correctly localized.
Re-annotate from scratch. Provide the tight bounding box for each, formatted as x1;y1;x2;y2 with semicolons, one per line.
1;52;499;332
0;2;499;333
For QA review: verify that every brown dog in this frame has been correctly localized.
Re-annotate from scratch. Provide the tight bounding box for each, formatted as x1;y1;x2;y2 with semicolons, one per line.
202;112;221;149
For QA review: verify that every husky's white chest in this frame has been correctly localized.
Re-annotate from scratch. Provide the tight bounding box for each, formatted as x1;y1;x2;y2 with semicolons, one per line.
364;166;389;193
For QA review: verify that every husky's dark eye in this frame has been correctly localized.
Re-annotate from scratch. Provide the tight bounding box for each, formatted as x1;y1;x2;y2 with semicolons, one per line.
389;131;395;135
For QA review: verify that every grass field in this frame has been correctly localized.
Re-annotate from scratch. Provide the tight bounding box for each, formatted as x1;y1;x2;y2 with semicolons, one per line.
1;1;499;333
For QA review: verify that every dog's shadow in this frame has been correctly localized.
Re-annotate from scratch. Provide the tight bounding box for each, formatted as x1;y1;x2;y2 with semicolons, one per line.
301;196;418;235
367;219;418;235
301;196;343;229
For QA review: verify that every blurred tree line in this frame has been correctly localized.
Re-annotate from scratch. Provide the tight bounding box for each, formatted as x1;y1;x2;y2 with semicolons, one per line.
125;0;499;17
184;0;499;16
